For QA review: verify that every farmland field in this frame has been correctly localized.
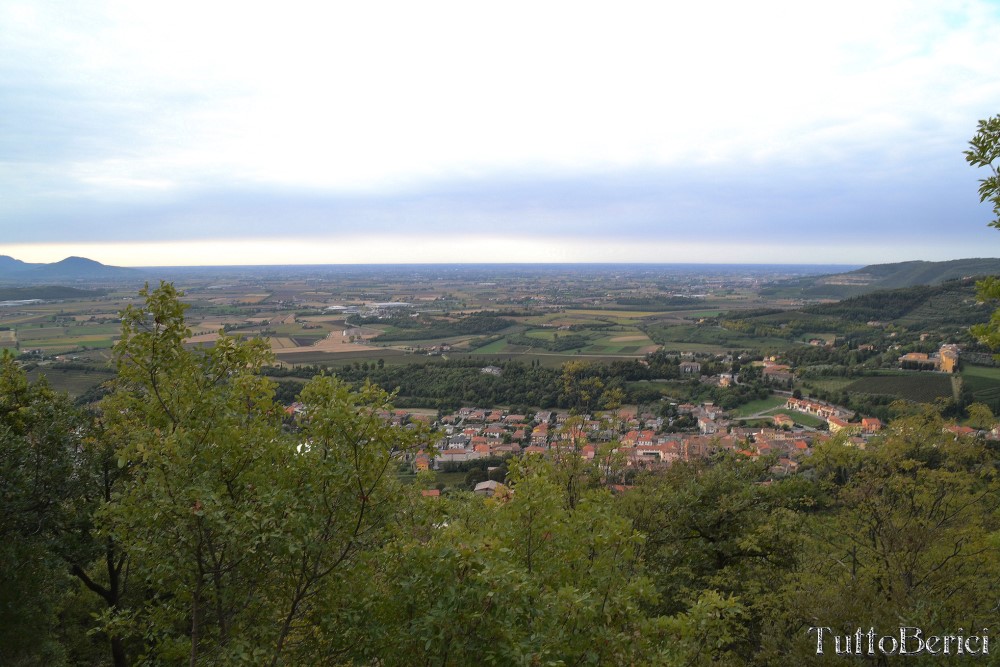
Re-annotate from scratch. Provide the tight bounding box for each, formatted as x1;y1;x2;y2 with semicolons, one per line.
962;365;1000;412
468;339;512;353
842;373;955;403
25;366;115;396
802;377;855;393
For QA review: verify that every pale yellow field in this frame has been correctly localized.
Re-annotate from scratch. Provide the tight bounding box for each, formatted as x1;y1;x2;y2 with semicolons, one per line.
186;332;221;344
189;321;226;336
240;294;272;304
609;335;648;342
298;315;346;325
268;337;296;350
71;313;120;322
272;332;382;355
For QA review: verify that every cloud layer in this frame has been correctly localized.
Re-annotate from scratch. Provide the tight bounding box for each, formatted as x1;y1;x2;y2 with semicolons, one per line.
3;1;1000;264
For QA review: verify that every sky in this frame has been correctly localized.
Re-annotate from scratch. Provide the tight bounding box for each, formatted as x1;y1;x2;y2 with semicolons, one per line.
3;0;1000;267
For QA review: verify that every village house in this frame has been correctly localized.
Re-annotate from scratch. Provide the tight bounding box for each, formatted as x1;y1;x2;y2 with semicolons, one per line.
899;344;959;372
772;414;795;428
785;397;848;420
861;417;882;434
474;480;505;497
679;361;701;375
827;416;860;435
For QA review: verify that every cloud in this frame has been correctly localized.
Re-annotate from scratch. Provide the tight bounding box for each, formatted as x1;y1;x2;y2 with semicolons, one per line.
2;0;1000;265
2;158;990;252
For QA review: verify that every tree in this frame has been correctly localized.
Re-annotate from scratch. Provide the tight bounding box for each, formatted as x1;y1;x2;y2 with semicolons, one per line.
967;115;1000;349
0;353;85;665
99;282;427;665
966;401;995;430
560;360;604;411
787;416;1000;663
356;456;741;666
965;115;1000;230
623;454;813;662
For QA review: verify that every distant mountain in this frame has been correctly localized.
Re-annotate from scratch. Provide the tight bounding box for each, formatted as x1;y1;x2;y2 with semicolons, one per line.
0;255;32;273
0;255;137;282
761;258;1000;300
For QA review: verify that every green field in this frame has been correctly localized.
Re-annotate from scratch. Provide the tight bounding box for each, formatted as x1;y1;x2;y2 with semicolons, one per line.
646;324;794;353
802;377;856;393
25;366;115;397
962;365;1000;411
730;395;789;417
843;373;955;403
468;338;511;353
784;411;827;428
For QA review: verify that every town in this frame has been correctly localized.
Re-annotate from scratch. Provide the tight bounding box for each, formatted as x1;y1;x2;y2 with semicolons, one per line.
5;261;998;492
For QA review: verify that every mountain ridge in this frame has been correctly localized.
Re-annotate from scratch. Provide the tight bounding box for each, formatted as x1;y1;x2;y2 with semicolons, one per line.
0;255;137;282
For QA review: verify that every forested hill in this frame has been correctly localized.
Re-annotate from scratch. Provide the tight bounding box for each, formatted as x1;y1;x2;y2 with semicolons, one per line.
762;257;1000;299
0;285;107;300
802;278;991;326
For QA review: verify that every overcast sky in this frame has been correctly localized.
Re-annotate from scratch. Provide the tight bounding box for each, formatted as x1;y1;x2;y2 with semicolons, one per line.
3;0;1000;266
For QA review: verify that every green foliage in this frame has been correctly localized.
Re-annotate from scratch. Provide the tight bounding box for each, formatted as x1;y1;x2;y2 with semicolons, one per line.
789;417;1000;662
354;456;743;666
968;115;1000;351
0;353;85;665
625;455;815;662
100;283;428;665
966;114;1000;229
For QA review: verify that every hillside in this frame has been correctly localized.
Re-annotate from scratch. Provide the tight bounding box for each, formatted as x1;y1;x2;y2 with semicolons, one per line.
803;278;990;326
761;258;1000;299
0;285;107;300
720;279;991;341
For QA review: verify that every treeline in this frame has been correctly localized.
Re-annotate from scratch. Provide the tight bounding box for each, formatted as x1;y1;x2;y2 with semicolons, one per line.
505;332;590;351
268;354;682;411
271;351;773;413
362;312;516;341
5;284;1000;665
